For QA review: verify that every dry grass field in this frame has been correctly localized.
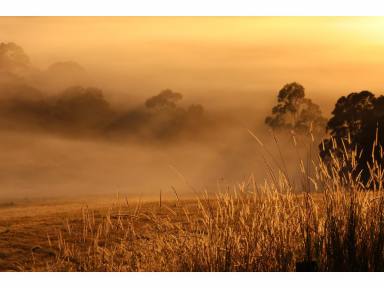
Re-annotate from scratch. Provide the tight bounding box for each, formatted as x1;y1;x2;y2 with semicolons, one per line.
0;197;119;271
3;17;384;275
2;137;384;272
1;185;384;272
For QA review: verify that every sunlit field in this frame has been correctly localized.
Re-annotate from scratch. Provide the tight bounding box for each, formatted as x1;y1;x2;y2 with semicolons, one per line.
2;136;384;272
2;17;384;272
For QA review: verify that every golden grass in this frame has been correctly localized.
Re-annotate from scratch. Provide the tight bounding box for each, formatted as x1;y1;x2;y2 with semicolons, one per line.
13;187;380;272
2;133;384;271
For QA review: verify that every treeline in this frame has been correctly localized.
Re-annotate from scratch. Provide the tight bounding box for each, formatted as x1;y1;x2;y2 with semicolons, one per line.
266;82;384;188
0;85;207;141
0;42;208;142
3;41;384;185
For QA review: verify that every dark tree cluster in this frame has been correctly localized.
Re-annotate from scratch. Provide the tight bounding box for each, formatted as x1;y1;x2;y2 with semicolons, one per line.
0;42;207;142
265;82;327;135
264;82;384;188
319;91;384;187
0;86;110;135
0;85;206;141
106;89;205;141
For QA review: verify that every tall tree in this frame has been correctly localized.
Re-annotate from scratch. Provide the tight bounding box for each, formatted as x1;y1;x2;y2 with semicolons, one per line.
320;90;384;187
265;82;326;135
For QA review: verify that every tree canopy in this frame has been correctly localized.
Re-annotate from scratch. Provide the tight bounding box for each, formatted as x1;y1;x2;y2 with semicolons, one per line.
320;91;384;187
265;82;326;135
145;89;183;110
0;42;30;74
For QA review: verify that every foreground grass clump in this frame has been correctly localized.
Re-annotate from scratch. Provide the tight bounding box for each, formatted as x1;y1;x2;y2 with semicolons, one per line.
36;185;384;271
30;136;384;271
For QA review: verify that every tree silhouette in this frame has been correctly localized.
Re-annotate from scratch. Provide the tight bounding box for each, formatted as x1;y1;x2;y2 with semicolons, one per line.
0;42;30;74
265;82;326;135
53;86;112;130
320;90;384;187
0;41;211;142
144;89;205;140
145;89;182;110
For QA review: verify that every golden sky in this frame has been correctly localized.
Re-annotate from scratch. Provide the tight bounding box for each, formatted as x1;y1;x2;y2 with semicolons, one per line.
1;17;384;111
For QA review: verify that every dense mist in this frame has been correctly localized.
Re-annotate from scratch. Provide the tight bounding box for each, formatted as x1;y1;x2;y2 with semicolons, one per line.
0;33;349;201
3;17;384;274
0;41;285;200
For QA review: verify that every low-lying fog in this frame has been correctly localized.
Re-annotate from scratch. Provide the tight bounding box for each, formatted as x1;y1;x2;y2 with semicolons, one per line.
0;124;314;200
0;38;323;201
0;128;264;200
5;15;384;201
